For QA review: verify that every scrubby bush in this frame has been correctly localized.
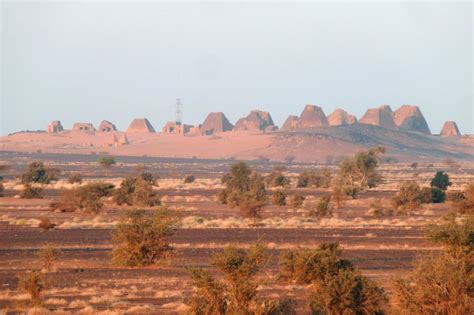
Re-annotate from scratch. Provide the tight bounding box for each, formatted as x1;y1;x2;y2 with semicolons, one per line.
272;190;287;206
218;162;267;207
114;175;160;207
392;181;425;213
309;195;332;218
38;244;63;272
112;209;179;267
448;183;474;214
187;243;295;315
239;194;266;224
20;184;43;199
50;182;114;213
296;168;331;188
184;174;196;184
98;156;116;176
290;193;305;208
38;218;55;231
430;187;446;203
266;167;290;187
0;182;4;197
430;171;452;190
424;215;473;257
21;161;60;184
19;271;44;306
67;172;83;184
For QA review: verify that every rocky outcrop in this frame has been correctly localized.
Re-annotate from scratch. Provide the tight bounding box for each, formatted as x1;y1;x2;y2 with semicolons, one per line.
125;118;156;133
200;112;233;135
299;105;329;128
440;121;461;136
72;123;95;132
281;115;300;131
328;109;357;126
47;121;63;133
234;110;275;131
98;120;117;132
360;105;397;129
392;105;431;134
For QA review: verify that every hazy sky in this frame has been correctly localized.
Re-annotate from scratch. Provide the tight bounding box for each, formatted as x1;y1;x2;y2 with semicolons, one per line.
1;1;472;135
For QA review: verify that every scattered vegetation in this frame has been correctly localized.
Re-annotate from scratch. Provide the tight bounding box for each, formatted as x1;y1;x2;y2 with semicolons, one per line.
309;195;332;218
38;244;63;272
448;183;474;214
239;195;266;225
187;243;296;315
19;271;45;306
0;182;4;197
184;174;196;184
67;172;83;184
98;156;116;176
266;167;290;187
290;193;305;208
392;181;425;213
114;174;160;207
20;183;43;199
50;182;114;213
21;161;60;184
296;168;331;188
111;209;179;267
272;190;287;206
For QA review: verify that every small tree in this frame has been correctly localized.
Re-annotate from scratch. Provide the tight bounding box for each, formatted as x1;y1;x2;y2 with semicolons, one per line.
430;171;452;190
21;161;60;184
68;172;83;184
392;181;424;213
98;156;116;176
20;184;43;199
272;190;287;206
114;176;160;207
19;271;45;306
239;194;265;225
184;174;196;184
309;195;332;218
38;244;63;272
291;193;305;208
112;209;179;267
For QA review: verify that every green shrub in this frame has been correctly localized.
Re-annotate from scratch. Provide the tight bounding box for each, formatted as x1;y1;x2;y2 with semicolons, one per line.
272;190;287;206
98;156;116;176
20;184;43;199
309;195;332;218
112;209;178;267
67;172;83;184
50;182;114;213
430;187;446;203
430;171;452;190
21;161;60;184
187;243;295;315
19;271;44;306
184;174;196;184
424;215;473;257
114;176;160;207
291;193;305;208
392;181;425;213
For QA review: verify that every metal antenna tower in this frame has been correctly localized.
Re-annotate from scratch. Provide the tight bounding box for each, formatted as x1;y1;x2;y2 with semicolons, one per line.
175;98;182;124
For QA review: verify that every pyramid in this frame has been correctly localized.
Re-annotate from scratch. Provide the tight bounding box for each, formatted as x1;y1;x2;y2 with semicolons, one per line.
98;120;117;132
119;133;129;145
298;105;329;128
72;123;95;132
440;121;461;136
125;118;156;133
280;115;300;131
234;110;275;131
360;105;397;129
393;105;431;134
327;109;357;126
199;112;233;135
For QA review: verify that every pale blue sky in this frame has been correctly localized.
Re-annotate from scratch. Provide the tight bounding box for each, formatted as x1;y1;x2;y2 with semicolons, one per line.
1;1;472;135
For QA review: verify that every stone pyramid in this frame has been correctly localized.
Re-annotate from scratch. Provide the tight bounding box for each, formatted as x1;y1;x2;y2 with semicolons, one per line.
280;115;300;131
360;105;397;129
328;109;357;126
200;112;233;135
98;120;117;132
440;121;461;136
234;110;275;131
125;118;156;133
392;105;431;134
298;105;329;128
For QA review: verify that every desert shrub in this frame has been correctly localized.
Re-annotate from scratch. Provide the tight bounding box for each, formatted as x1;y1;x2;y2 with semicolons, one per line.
50;182;114;213
448;183;474;214
38;244;63;272
309;195;332;218
188;243;295;315
266;168;290;188
392;181;425;213
0;182;4;197
272;190;287;206
184;174;196;184
291;193;305;208
98;156;116;176
20;184;43;199
38;218;55;231
67;172;83;184
430;187;446;203
279;243;353;284
218;162;267;207
410;162;418;169
330;174;360;208
310;268;387;315
112;209;179;267
430;171;452;190
239;194;266;224
114;176;160;207
19;271;45;306
21;161;60;184
296;168;331;188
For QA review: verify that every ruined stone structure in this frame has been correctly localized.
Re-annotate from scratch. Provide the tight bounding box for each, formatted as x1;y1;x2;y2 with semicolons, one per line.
234;110;276;131
392;105;431;134
440;121;461;136
119;133;129;145
360;105;397;129
98;120;117;132
125;118;156;133
199;112;233;135
281;115;300;131
72;123;95;132
280;105;329;131
162;121;194;135
328;109;357;126
47;121;64;133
